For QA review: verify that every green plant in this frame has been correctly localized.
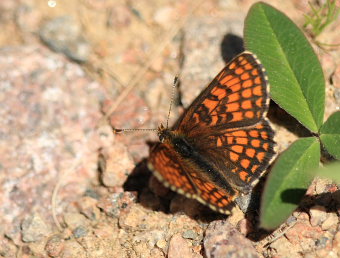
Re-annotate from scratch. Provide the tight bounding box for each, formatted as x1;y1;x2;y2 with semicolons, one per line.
243;2;340;229
303;0;340;38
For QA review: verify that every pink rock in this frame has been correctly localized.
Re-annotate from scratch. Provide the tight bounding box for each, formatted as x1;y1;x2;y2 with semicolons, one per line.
285;221;323;246
309;205;327;227
168;234;197;258
99;143;134;187
204;220;258;258
45;234;65;257
97;191;137;218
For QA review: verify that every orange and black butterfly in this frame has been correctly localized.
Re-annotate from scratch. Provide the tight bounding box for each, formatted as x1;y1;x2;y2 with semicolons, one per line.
148;51;276;214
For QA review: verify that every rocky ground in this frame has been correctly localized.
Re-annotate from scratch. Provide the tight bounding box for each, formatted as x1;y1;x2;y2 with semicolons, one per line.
1;0;340;257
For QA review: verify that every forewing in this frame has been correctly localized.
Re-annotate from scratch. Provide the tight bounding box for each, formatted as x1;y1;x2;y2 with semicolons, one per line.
176;52;269;133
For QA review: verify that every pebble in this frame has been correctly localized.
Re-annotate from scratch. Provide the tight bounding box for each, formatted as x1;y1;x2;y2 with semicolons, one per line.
72;226;88;238
21;213;52;242
321;212;338;231
45;234;64;257
168;234;195;258
204;220;258;258
97;192;137;218
182;229;198;240
236;218;253;236
156;239;167;249
99;143;134;187
77;196;101;221
63;212;89;230
309;205;328;227
39;16;91;62
120;207;170;234
153;6;175;27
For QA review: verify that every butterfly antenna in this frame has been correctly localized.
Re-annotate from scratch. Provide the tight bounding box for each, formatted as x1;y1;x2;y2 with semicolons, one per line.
113;128;158;134
166;76;179;129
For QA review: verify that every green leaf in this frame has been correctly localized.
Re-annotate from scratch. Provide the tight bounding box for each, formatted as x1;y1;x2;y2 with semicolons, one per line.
244;2;325;132
320;111;340;159
260;137;320;229
316;162;340;182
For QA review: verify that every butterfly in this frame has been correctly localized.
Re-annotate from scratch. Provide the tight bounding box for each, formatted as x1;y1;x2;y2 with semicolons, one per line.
147;51;276;214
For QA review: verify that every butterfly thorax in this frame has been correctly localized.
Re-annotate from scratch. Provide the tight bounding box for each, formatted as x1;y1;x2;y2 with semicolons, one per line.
157;124;193;158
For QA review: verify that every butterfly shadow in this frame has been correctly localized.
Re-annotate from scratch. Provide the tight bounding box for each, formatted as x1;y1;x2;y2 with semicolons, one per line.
267;100;313;137
220;33;245;62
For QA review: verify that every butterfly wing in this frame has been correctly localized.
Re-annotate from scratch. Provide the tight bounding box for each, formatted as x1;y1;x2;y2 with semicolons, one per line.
148;142;237;214
174;52;275;190
176;52;270;133
191;119;276;191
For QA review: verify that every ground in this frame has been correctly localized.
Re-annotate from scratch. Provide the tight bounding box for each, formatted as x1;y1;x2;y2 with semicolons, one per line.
1;0;340;257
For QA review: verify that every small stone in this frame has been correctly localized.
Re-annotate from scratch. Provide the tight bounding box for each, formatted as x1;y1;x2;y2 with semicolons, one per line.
315;236;329;248
84;188;101;200
78;196;101;221
118;204;149;230
39;16;91;62
97;192;137;218
236;218;253;236
182;230;198;240
73;226;88;238
153;6;175;27
168;234;194;258
26;240;47;256
315;178;333;195
45;234;64;257
99;143;134;187
310;205;328;227
63;213;89;230
21;213;52;242
204;220;258;258
156;239;167;249
321;212;338;230
93;222;117;239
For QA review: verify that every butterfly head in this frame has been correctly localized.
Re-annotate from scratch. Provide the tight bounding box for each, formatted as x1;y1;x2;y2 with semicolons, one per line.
157;123;172;143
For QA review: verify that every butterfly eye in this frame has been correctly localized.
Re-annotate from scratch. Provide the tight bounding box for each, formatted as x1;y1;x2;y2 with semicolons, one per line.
159;134;165;143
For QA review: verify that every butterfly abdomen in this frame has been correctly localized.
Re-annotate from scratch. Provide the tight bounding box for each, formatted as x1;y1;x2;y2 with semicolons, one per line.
172;137;194;158
165;132;237;197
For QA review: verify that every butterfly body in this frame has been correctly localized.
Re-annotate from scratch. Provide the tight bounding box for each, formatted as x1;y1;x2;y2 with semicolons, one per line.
148;52;276;214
